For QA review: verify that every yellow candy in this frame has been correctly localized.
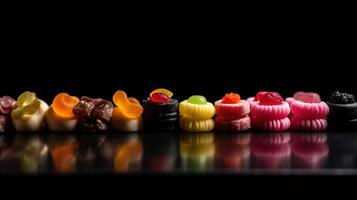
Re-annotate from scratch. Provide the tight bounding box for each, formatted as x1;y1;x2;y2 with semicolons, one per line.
179;100;215;120
179;117;215;132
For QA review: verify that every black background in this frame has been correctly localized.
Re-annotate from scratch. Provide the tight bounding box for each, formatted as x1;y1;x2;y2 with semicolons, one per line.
1;10;355;104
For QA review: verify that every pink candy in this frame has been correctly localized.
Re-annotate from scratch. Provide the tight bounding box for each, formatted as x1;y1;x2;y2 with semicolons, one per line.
215;115;251;132
287;92;329;132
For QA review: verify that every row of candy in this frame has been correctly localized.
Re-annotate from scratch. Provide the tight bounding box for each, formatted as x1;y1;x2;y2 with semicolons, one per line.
0;89;356;133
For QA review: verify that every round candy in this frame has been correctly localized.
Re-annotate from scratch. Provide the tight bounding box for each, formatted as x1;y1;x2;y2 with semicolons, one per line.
151;93;170;103
188;95;207;105
221;93;240;104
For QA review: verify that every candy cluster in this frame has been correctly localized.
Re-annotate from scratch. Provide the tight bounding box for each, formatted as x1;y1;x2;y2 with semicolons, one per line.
0;89;356;133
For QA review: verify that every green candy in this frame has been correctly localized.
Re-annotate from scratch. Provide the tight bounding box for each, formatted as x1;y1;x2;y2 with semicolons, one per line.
188;95;207;105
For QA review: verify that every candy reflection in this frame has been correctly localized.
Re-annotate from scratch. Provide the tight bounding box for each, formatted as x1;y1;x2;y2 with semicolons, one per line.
215;134;251;170
15;135;48;173
0;135;17;172
291;133;329;168
48;135;78;173
251;133;291;169
180;133;215;171
114;135;143;172
143;133;177;172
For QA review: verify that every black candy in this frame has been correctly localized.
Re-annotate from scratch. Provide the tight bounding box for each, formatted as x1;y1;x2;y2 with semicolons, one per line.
142;99;179;132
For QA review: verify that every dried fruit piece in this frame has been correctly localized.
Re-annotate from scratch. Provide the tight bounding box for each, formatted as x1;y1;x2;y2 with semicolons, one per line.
254;91;268;101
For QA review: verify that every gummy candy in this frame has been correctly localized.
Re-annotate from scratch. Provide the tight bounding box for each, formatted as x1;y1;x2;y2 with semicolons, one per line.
222;93;241;104
150;88;173;98
11;92;42;119
293;92;321;103
188;95;207;105
52;93;79;118
259;92;283;105
18;91;36;107
112;90;143;119
150;93;170;103
254;91;268;101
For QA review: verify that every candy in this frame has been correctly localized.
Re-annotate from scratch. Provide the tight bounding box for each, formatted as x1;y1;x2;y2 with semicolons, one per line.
150;93;170;103
290;117;328;131
250;102;290;120
0;96;16;115
254;91;268;101
51;93;79;118
215;115;251;132
214;100;250;120
259;92;283;105
329;91;355;104
251;117;290;131
179;100;215;120
45;107;78;132
287;97;329;119
112;90;143;119
11;92;49;132
188;95;207;105
293;92;321;103
73;96;113;132
143;89;179;131
150;88;173;98
179;118;215;132
221;93;240;104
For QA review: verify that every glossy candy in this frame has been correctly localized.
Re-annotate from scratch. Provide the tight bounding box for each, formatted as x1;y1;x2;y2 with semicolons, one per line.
52;93;79;118
188;95;207;105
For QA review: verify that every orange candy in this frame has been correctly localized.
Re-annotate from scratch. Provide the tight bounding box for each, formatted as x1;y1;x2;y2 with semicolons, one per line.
222;93;241;104
52;93;80;118
112;90;143;119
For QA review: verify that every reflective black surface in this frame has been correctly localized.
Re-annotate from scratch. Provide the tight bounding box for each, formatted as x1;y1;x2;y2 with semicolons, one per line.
1;131;357;175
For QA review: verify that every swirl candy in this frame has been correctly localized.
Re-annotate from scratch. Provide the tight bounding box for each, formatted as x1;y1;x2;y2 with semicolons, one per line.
45;93;80;132
111;90;143;132
11;91;49;132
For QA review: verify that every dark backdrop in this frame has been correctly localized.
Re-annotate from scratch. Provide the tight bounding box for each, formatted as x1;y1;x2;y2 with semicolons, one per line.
1;12;355;105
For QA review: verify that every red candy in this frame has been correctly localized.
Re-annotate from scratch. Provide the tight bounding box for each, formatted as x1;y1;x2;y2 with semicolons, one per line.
254;91;268;101
222;93;241;104
293;92;321;103
150;93;170;103
259;92;283;105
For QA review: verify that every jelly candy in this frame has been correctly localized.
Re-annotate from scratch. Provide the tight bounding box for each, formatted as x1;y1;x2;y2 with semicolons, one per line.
254;91;268;101
150;88;173;98
259;92;283;105
52;93;80;118
17;91;36;107
188;95;207;105
293;92;321;103
151;93;170;103
112;90;143;119
221;93;241;104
